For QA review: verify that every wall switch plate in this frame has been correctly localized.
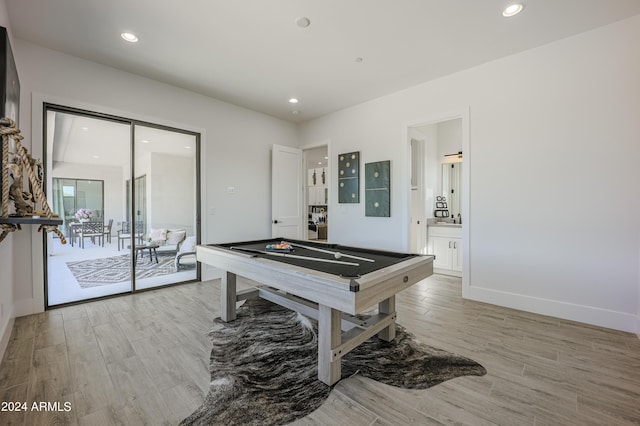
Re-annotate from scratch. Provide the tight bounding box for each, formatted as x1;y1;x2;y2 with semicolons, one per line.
227;187;236;194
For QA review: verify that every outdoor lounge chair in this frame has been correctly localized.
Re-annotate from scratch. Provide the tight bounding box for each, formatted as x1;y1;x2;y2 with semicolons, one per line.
175;235;197;271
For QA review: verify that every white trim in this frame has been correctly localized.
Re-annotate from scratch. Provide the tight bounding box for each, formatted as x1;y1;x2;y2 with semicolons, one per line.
403;107;470;297
0;312;14;364
300;139;331;242
13;298;34;317
298;139;331;152
468;285;639;334
30;92;207;313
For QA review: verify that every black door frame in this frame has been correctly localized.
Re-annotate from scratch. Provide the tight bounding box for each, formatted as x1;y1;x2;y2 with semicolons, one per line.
42;103;202;309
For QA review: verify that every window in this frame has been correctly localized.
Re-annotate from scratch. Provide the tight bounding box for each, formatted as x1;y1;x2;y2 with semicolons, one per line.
52;178;104;235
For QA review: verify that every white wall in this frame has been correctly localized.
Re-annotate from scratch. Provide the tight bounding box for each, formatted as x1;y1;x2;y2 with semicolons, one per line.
0;232;14;364
300;16;640;333
149;152;195;235
0;0;16;361
436;119;462;162
6;38;298;324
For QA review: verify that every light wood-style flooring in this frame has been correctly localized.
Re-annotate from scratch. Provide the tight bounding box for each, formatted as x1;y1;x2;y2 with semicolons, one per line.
1;275;639;425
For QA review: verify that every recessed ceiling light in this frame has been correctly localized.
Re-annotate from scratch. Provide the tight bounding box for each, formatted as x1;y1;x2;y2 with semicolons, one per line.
502;3;524;17
324;156;328;160
121;32;139;43
140;139;149;143
81;126;89;131
288;98;299;104
317;162;322;165
295;17;311;28
92;155;100;159
184;145;192;149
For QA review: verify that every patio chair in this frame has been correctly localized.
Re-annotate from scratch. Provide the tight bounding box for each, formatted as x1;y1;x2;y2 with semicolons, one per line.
77;220;105;249
117;220;144;250
68;221;81;247
103;219;113;243
175;235;197;271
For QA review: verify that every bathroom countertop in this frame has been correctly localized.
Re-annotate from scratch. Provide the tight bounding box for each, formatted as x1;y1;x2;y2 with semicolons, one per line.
427;222;462;228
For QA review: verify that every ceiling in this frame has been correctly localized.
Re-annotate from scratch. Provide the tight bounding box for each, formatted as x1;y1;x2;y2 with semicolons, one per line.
50;111;197;169
7;1;640;123
305;146;328;170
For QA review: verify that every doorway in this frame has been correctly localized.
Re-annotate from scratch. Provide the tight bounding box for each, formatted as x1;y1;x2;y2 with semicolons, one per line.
406;110;469;289
44;104;201;307
304;146;329;241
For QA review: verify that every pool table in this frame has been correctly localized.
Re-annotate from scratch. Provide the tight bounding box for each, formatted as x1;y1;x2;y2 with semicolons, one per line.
196;238;434;385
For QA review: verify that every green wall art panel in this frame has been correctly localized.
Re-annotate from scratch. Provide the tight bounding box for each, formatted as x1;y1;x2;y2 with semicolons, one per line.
338;151;359;203
365;160;390;217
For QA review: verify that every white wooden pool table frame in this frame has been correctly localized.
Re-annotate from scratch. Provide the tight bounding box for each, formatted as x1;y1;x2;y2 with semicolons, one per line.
197;243;434;385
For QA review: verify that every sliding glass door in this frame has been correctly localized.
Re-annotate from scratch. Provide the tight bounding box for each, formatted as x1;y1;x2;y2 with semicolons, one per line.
45;108;133;305
44;105;200;307
132;125;198;290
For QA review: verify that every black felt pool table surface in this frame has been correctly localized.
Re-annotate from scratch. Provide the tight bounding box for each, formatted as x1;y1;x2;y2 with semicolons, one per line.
211;238;419;279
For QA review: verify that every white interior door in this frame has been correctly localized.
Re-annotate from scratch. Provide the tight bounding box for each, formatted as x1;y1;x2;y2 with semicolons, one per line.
410;138;427;253
272;144;303;239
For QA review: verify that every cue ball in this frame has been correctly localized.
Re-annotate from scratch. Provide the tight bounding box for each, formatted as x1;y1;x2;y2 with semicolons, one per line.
334;252;342;259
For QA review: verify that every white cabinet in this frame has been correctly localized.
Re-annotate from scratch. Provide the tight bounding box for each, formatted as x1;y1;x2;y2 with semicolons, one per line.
308;186;327;205
428;225;462;276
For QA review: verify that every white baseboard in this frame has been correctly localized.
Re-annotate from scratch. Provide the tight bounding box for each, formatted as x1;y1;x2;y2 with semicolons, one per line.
13;298;35;318
467;285;638;334
433;268;462;277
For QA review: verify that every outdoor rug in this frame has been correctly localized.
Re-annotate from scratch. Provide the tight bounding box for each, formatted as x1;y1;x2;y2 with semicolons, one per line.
66;253;194;288
181;298;486;426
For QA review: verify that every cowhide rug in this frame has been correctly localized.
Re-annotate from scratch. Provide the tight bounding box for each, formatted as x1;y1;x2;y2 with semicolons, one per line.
181;298;486;426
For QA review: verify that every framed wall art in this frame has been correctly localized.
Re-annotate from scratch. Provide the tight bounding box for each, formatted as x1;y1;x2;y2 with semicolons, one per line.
338;151;359;203
365;160;390;217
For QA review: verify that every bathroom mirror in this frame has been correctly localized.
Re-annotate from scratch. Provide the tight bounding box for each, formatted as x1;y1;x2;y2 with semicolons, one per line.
442;163;462;219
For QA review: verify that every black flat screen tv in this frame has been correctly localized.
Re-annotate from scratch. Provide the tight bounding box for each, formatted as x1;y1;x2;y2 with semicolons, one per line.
0;26;20;125
0;26;20;216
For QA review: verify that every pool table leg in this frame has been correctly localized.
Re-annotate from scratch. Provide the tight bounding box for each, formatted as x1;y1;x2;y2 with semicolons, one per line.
318;304;341;386
221;271;237;321
377;295;396;341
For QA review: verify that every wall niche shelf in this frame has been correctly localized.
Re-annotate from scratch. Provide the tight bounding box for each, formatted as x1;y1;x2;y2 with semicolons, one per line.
0;216;63;226
1;118;66;244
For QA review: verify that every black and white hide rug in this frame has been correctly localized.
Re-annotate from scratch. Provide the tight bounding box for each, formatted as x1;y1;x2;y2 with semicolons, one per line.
181;298;486;426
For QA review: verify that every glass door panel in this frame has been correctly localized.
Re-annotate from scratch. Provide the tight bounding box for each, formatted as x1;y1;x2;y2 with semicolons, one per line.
133;125;198;289
52;178;104;238
46;109;132;306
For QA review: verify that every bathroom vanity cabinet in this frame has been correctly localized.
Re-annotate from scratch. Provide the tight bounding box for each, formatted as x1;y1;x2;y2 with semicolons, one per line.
427;224;462;277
